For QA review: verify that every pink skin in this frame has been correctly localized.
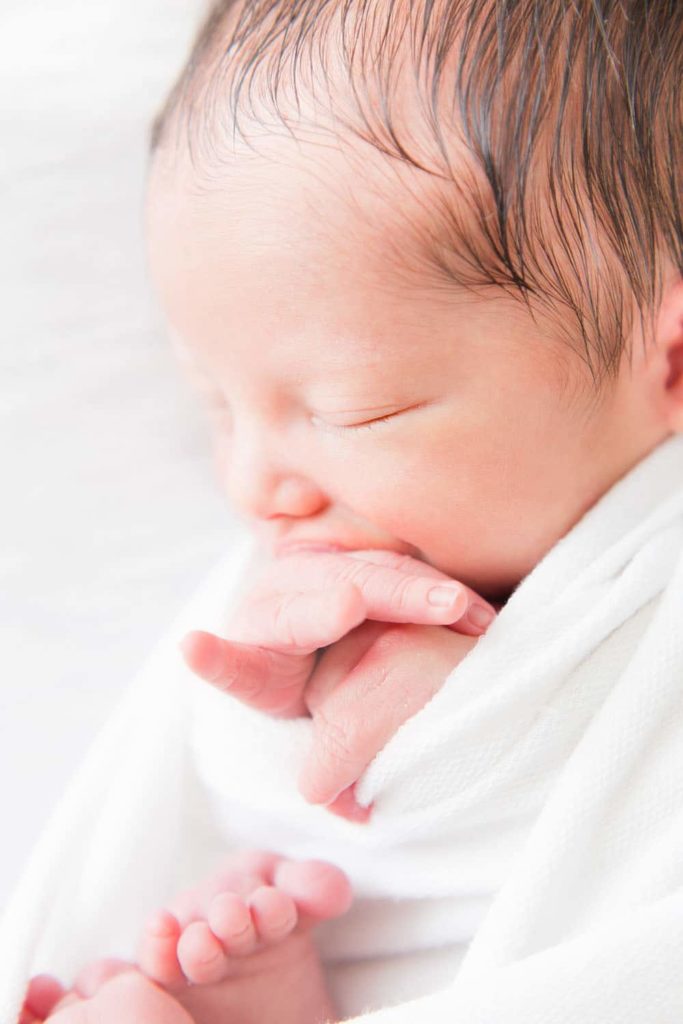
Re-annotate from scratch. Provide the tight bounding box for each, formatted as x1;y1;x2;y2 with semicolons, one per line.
23;972;193;1024
184;605;479;819
22;78;683;1024
22;26;683;1024
23;852;351;1024
146;134;683;823
146;141;681;605
181;547;484;819
300;620;478;809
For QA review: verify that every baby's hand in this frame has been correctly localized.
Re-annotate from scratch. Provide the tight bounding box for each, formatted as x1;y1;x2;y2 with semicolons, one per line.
181;549;491;820
181;548;495;719
301;620;478;821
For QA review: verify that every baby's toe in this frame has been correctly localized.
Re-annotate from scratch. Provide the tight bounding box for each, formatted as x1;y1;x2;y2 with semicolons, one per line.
248;885;298;945
274;859;353;923
177;920;232;985
206;891;259;956
22;975;65;1021
138;909;185;990
172;870;265;926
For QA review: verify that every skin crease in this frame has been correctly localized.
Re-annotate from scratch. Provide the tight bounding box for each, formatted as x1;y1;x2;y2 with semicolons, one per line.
145;132;678;605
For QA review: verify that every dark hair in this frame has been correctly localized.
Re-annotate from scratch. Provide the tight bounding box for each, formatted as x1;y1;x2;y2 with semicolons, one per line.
149;1;682;389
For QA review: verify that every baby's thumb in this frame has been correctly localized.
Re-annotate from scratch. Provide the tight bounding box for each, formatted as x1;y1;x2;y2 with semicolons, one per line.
179;631;312;718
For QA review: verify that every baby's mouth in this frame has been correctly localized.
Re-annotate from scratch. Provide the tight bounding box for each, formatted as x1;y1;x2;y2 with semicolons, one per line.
274;539;409;558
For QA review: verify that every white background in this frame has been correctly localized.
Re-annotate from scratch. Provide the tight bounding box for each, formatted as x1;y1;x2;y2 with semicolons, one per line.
0;1;242;908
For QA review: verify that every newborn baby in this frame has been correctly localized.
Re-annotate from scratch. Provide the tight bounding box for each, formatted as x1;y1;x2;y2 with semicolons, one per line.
21;0;682;1020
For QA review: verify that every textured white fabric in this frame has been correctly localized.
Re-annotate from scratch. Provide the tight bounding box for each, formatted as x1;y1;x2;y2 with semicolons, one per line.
1;434;683;1024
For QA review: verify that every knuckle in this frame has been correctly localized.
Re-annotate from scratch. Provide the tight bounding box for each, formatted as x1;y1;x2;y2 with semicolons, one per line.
209;643;243;689
216;644;266;700
357;659;395;702
316;710;359;770
214;647;241;689
272;592;305;649
335;560;397;609
371;550;420;573
385;574;417;613
334;559;372;590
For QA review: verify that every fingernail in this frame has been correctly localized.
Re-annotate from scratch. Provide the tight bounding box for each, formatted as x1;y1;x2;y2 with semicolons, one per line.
466;604;496;631
427;584;464;608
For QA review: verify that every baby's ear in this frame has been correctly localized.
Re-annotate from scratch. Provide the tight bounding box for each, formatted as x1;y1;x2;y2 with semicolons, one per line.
649;275;683;432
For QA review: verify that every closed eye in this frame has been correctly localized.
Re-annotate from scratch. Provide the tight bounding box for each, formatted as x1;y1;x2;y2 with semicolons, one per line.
311;403;425;434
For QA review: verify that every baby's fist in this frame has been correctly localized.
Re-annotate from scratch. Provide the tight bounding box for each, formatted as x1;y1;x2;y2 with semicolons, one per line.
300;621;479;820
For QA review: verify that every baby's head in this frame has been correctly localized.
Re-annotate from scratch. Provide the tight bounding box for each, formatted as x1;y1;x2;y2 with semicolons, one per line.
145;0;682;602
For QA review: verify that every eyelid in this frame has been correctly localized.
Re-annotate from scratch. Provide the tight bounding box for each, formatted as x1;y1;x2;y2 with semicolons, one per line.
312;403;424;433
340;413;396;432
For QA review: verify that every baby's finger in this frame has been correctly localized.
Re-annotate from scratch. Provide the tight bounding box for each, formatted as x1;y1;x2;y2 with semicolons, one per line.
343;550;497;635
180;581;373;717
299;629;452;807
271;549;493;635
180;631;313;717
231;582;368;651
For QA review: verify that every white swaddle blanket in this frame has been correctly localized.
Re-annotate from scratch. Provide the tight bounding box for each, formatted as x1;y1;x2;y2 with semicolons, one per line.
2;433;683;1023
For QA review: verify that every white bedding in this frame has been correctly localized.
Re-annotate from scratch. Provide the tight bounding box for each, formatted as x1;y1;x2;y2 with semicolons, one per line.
3;435;683;1024
0;0;237;907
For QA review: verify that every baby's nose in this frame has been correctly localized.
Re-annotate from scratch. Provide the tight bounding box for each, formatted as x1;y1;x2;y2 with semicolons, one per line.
223;450;328;521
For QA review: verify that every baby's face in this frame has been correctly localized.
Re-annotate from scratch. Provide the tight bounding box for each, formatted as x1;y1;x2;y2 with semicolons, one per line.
146;139;662;601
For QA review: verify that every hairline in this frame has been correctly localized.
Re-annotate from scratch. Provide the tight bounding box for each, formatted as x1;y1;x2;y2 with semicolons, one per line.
147;0;681;391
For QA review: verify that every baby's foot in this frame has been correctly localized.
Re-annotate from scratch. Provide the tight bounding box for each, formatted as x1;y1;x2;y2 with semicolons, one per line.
21;968;193;1023
20;975;66;1022
138;850;352;1024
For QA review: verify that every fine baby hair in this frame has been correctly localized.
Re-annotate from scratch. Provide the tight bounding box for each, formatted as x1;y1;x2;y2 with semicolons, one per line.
148;0;682;392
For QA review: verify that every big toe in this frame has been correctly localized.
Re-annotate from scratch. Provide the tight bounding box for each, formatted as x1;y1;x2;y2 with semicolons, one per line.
273;860;353;923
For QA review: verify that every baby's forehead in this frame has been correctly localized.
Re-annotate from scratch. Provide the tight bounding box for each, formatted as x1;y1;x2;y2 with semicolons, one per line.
150;0;675;389
149;126;497;337
159;16;497;293
150;0;577;330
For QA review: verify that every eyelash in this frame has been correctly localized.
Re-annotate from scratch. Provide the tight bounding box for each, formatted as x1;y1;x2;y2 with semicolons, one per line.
312;412;398;435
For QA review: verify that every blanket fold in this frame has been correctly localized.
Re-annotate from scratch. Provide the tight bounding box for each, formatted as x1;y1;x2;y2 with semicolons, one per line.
2;434;683;1024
